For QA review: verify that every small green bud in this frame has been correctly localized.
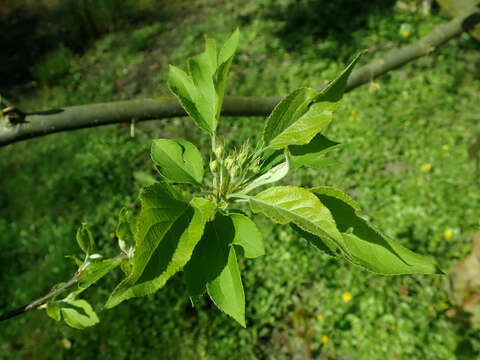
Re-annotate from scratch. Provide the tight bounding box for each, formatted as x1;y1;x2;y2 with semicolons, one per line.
224;156;235;170
250;164;260;174
230;165;240;178
209;160;218;172
248;158;261;174
214;144;224;158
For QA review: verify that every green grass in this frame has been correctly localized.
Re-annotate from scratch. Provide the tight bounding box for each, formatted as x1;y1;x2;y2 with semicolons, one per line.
1;1;480;359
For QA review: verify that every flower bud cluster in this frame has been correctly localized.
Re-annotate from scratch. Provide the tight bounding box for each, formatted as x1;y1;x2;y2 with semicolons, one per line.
210;139;259;199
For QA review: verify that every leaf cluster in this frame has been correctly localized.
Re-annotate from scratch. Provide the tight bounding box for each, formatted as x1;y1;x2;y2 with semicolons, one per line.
44;30;440;328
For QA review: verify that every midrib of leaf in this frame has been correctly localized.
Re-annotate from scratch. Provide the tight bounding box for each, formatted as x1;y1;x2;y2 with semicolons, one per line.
234;189;345;251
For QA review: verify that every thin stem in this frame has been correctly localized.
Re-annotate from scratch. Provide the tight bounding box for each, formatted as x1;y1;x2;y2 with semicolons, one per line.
0;253;126;322
0;277;79;322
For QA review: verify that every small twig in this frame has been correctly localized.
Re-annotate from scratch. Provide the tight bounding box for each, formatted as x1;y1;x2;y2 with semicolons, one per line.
0;277;78;322
0;253;127;322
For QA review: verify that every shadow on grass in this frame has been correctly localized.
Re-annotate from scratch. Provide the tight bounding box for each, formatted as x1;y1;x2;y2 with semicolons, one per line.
262;0;397;55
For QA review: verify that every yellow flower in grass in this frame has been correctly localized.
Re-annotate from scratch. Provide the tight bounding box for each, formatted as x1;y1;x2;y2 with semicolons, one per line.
444;230;453;239
420;163;432;172
316;314;324;321
442;144;450;151
321;335;329;344
428;305;434;312
348;109;357;121
342;292;352;303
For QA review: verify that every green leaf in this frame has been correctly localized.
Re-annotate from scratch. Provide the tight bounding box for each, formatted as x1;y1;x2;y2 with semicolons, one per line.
46;301;61;322
311;186;441;274
230;213;264;258
205;38;218;70
105;183;215;308
116;207;136;257
167;65;212;134
76;223;94;255
114;197;214;305
244;186;345;255
207;246;245;327
189;52;217;132
215;29;239;119
133;171;156;187
184;213;245;326
289;134;341;170
151;138;204;185
60;299;99;329
263;87;317;149
241;150;290;194
167;30;239;134
313;52;364;105
78;258;123;290
266;99;335;149
65;255;83;268
184;213;234;298
261;53;363;150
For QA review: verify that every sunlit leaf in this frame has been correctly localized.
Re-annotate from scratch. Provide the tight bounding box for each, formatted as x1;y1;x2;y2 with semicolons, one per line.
189;51;217;132
46;301;61;322
105;183;190;308
168;65;212;134
78;258;123;290
60;298;99;329
230;213;264;258
151;138;204;185
76;223;94;255
313;52;364;105
263;87;316;149
242;186;345;255
311;186;441;274
215;29;239;119
105;183;215;309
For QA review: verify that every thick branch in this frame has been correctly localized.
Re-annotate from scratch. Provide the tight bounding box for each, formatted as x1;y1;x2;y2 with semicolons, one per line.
347;11;480;88
1;12;478;147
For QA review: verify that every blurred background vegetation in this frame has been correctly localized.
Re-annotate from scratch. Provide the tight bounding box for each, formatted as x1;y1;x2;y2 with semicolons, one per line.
0;0;479;359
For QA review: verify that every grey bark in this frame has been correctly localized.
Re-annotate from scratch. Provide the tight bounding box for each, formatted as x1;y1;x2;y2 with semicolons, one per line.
0;12;478;147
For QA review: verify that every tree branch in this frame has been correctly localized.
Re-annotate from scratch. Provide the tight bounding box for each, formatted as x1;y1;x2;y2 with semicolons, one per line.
0;12;478;148
0;277;79;321
0;253;127;322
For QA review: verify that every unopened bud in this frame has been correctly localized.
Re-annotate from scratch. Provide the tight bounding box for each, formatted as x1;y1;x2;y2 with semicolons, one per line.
209;160;218;172
250;164;260;174
214;144;224;158
224;156;235;170
230;165;239;178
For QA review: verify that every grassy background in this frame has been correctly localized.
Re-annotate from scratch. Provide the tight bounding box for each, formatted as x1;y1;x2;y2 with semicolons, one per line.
1;0;480;359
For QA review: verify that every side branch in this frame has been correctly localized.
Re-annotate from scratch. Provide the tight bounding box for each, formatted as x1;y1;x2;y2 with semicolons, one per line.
0;253;127;322
0;277;78;321
0;12;478;147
